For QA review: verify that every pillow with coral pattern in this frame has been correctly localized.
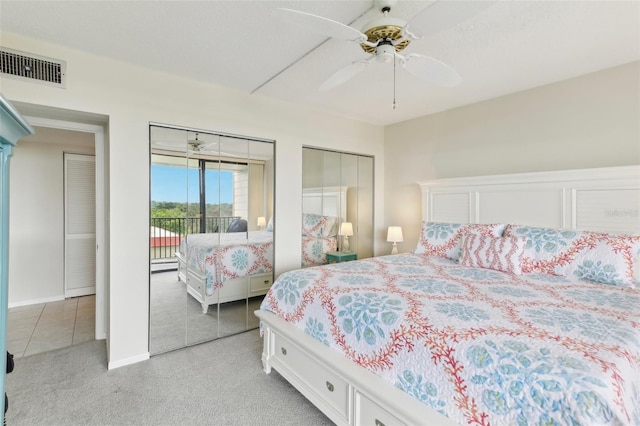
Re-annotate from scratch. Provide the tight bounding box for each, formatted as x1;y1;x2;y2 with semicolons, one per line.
503;225;583;274
504;225;640;286
558;232;640;287
302;213;337;238
414;221;507;261
460;234;526;275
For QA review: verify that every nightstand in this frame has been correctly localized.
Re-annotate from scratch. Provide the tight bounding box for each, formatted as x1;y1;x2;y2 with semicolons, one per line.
325;251;357;264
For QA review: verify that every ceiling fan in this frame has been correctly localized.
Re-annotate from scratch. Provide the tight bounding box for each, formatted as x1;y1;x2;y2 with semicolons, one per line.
273;0;491;96
188;134;257;158
188;134;215;153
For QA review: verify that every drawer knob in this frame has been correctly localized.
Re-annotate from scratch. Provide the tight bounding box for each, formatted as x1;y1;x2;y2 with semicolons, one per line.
325;381;334;392
264;280;270;285
375;420;385;426
281;347;287;356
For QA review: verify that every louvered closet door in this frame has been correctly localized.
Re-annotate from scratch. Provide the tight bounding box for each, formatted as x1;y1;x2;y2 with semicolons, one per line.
64;153;96;298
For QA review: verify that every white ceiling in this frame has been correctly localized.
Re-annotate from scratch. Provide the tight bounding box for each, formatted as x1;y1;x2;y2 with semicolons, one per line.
21;125;94;148
1;1;638;126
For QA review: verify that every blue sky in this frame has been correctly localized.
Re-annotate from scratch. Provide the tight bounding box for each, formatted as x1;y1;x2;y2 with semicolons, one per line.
151;165;233;203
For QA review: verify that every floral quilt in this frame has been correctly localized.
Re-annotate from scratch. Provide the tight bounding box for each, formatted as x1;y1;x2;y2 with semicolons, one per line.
260;253;640;425
180;231;273;295
301;235;338;267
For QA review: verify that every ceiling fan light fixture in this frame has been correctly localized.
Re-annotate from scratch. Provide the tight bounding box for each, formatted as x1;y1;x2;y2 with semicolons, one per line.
360;21;409;54
376;43;395;63
188;133;202;150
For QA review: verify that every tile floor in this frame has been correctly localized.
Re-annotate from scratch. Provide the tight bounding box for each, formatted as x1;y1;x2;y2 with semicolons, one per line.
7;295;95;359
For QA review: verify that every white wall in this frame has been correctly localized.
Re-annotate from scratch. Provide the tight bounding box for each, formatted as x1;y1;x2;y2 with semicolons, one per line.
384;61;640;252
0;32;385;367
9;137;95;305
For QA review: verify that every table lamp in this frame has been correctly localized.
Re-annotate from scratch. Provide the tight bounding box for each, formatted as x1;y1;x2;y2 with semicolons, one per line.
387;226;403;254
339;222;353;252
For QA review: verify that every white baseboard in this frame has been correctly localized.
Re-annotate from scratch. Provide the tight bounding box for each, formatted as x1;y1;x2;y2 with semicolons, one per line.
8;295;64;308
108;352;150;370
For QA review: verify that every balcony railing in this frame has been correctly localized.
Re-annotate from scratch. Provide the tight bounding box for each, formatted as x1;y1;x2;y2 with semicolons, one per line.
150;216;240;261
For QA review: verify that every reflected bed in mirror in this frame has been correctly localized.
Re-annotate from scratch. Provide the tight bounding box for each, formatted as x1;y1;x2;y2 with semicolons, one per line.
176;229;273;313
301;147;374;268
149;124;274;354
301;186;345;266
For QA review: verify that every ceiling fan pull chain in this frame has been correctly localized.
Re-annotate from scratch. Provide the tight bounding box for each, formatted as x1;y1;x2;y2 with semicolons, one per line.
392;55;397;110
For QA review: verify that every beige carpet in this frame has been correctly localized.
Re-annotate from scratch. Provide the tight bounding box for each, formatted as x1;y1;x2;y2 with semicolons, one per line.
5;330;332;425
149;270;261;355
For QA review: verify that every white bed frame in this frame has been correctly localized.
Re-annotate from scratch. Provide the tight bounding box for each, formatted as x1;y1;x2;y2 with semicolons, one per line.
177;253;272;314
257;165;640;426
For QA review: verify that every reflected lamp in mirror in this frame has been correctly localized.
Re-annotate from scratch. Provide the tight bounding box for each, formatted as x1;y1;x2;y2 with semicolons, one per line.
339;222;354;252
257;216;266;230
387;226;403;255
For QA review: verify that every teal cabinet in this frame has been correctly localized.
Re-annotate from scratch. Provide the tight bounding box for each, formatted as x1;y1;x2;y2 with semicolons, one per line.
0;94;34;421
325;251;357;264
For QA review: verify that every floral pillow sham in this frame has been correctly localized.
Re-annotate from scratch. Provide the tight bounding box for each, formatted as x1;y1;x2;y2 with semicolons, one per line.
503;225;640;287
459;234;526;275
302;213;338;238
414;221;507;261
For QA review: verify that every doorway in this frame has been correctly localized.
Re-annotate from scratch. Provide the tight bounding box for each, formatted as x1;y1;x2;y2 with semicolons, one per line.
7;115;106;344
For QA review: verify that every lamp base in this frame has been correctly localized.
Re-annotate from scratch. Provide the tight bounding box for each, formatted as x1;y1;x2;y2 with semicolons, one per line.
342;236;350;252
391;243;398;255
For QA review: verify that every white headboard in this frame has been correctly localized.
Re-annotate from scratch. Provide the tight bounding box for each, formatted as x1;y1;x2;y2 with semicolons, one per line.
418;166;640;235
302;186;348;220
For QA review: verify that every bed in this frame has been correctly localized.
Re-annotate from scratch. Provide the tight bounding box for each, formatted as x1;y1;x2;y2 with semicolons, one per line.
177;230;273;313
301;187;347;267
301;214;339;266
256;165;640;426
177;187;342;312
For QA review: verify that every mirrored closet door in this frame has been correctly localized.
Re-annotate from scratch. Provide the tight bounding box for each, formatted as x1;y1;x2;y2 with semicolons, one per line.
301;147;373;268
149;125;274;355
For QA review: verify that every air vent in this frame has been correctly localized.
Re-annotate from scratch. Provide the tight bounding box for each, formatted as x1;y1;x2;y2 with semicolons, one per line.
0;47;66;88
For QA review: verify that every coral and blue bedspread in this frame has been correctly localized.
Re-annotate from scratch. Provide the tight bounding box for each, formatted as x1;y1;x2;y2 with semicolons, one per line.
259;253;640;425
180;231;273;295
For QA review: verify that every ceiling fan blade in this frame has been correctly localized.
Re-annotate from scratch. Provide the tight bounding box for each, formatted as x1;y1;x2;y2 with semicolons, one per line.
318;58;372;92
402;54;462;87
273;8;367;42
404;0;494;39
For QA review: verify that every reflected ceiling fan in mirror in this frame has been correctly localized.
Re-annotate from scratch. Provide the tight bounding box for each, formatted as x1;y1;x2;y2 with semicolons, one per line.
188;134;255;159
273;0;491;107
150;133;217;153
187;133;217;153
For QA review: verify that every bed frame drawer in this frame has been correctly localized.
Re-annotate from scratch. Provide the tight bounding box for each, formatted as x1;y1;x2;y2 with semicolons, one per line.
355;391;404;426
272;332;350;423
249;273;273;295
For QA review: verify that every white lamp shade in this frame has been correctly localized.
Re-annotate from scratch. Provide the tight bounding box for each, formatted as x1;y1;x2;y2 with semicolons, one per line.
257;216;266;227
339;222;354;236
387;226;403;243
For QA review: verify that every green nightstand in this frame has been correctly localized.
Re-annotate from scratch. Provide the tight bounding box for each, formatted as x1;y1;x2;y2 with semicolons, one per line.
325;251;357;264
